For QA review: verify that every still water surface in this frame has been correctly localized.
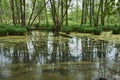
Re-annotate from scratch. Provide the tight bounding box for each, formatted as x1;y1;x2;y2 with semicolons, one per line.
0;31;120;80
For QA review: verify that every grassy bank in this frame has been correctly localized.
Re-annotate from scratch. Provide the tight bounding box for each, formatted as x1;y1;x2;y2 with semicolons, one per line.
0;24;27;36
36;22;120;35
61;25;120;35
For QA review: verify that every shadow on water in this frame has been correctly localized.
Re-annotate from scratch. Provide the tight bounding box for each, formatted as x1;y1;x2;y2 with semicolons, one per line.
0;31;120;80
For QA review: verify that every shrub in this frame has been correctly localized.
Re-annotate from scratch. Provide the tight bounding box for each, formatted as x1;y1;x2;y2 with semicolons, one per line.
93;27;102;35
15;28;27;35
0;28;7;36
4;25;27;35
112;25;120;34
40;24;54;29
77;26;94;33
61;26;73;34
6;25;16;35
101;25;114;31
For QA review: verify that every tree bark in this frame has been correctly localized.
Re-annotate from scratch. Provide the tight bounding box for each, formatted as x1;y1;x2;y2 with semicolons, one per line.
101;0;104;26
28;0;37;26
81;0;85;26
76;0;79;22
15;0;20;24
44;0;49;26
66;0;68;26
92;0;95;26
30;0;49;26
0;0;2;22
23;0;25;26
95;0;102;27
61;0;63;26
11;0;16;25
90;0;92;27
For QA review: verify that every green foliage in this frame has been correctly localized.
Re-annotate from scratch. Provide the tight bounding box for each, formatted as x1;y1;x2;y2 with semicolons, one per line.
93;27;102;35
15;28;27;35
101;25;114;31
6;25;16;35
40;24;54;29
112;25;120;34
61;26;73;33
34;23;54;30
0;28;7;36
78;26;94;33
0;24;27;36
61;25;103;35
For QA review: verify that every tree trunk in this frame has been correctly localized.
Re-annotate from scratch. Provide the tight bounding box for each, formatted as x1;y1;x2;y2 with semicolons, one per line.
44;0;49;26
101;0;104;26
76;0;79;22
0;0;2;22
61;0;63;26
30;0;49;26
28;0;37;26
15;0;20;24
81;0;85;26
23;0;25;26
11;0;16;25
90;0;92;27
92;0;95;27
95;0;102;27
66;0;68;26
20;0;23;26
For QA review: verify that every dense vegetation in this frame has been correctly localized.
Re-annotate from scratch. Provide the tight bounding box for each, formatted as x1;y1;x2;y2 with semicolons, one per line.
0;0;120;35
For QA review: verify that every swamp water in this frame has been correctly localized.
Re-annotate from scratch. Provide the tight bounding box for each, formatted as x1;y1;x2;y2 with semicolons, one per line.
0;31;120;80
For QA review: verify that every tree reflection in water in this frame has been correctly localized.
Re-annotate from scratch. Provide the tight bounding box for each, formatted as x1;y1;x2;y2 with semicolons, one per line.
0;31;119;80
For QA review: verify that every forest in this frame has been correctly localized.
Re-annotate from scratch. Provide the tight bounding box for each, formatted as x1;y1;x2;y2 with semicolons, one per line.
0;0;120;36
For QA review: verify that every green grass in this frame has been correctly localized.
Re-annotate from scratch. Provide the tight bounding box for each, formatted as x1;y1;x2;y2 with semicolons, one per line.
0;24;27;36
61;23;120;35
34;22;54;29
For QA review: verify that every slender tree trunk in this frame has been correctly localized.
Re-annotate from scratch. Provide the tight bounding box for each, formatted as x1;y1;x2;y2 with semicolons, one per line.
84;0;88;24
23;0;25;26
20;0;23;26
11;0;16;25
76;0;79;22
0;0;2;22
30;0;49;26
20;0;25;26
61;0;63;26
50;0;60;36
38;2;41;24
101;0;104;26
44;0;49;26
95;0;102;27
90;0;92;27
15;0;20;24
28;0;37;26
92;0;95;26
66;0;68;26
81;0;85;26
